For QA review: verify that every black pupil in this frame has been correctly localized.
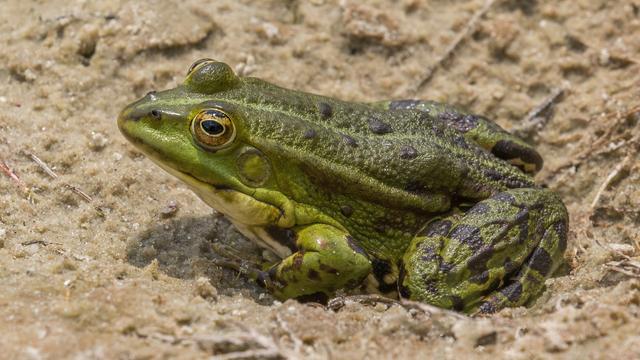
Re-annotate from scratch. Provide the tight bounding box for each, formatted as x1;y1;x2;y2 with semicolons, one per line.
201;120;224;135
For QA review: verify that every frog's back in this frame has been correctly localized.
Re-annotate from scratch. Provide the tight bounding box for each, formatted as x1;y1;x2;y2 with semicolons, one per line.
222;78;534;214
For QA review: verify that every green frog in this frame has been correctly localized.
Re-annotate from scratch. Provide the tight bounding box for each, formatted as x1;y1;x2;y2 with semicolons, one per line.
118;59;568;314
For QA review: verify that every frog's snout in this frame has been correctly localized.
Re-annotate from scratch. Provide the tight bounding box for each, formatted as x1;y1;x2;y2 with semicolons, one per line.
117;91;162;129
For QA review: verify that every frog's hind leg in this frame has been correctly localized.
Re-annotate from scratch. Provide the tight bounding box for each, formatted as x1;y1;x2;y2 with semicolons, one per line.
373;99;543;174
399;188;568;314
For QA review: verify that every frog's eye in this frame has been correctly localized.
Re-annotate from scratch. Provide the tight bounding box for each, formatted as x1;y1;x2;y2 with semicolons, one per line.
187;58;215;76
191;109;236;150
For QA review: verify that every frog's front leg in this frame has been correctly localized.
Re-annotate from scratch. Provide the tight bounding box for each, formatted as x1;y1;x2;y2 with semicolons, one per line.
257;224;372;302
400;188;568;314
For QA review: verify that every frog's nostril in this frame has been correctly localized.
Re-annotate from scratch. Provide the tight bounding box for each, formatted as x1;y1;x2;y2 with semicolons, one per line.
150;109;161;120
146;91;158;100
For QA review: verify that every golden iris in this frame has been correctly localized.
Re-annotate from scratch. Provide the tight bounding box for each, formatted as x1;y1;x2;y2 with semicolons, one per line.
191;109;235;150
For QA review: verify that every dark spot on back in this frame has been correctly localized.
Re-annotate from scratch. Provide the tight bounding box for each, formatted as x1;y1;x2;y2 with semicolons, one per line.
368;117;392;134
437;110;475;133
450;114;481;133
389;99;421;110
491;192;516;204
303;128;317;139
528;248;553;276
438;111;485;135
437;110;463;123
399;145;418;160
318;102;333;119
341;134;358;147
467;203;491;216
340;205;353;217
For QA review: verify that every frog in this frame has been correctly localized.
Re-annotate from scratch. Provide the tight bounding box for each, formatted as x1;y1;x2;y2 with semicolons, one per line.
118;59;568;314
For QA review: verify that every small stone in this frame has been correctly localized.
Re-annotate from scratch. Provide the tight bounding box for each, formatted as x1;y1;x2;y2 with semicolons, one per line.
374;303;387;312
194;277;218;301
89;132;108;151
253;19;288;45
160;200;179;218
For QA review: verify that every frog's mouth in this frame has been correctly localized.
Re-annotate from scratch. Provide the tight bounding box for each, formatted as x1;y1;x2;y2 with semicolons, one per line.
134;143;295;258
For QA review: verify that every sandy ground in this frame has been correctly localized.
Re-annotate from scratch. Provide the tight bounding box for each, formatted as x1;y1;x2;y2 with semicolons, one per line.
1;0;639;359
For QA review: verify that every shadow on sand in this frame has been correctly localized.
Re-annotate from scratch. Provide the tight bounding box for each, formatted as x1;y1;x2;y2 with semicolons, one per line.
125;214;268;300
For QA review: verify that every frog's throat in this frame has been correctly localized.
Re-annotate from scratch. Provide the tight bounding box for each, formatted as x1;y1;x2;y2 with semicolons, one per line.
147;157;294;258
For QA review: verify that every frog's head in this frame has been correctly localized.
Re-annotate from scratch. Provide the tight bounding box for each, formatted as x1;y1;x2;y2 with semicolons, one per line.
118;60;296;236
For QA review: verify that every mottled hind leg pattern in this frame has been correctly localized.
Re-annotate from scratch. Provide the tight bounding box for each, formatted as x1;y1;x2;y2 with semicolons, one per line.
374;99;543;174
476;212;568;314
400;188;568;314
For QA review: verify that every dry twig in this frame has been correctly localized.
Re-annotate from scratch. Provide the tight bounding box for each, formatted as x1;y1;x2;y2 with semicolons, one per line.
515;87;566;139
604;259;640;279
27;152;58;179
414;0;496;92
0;159;30;196
544;105;640;184
590;154;631;209
585;107;636;155
21;240;62;247
26;151;94;203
